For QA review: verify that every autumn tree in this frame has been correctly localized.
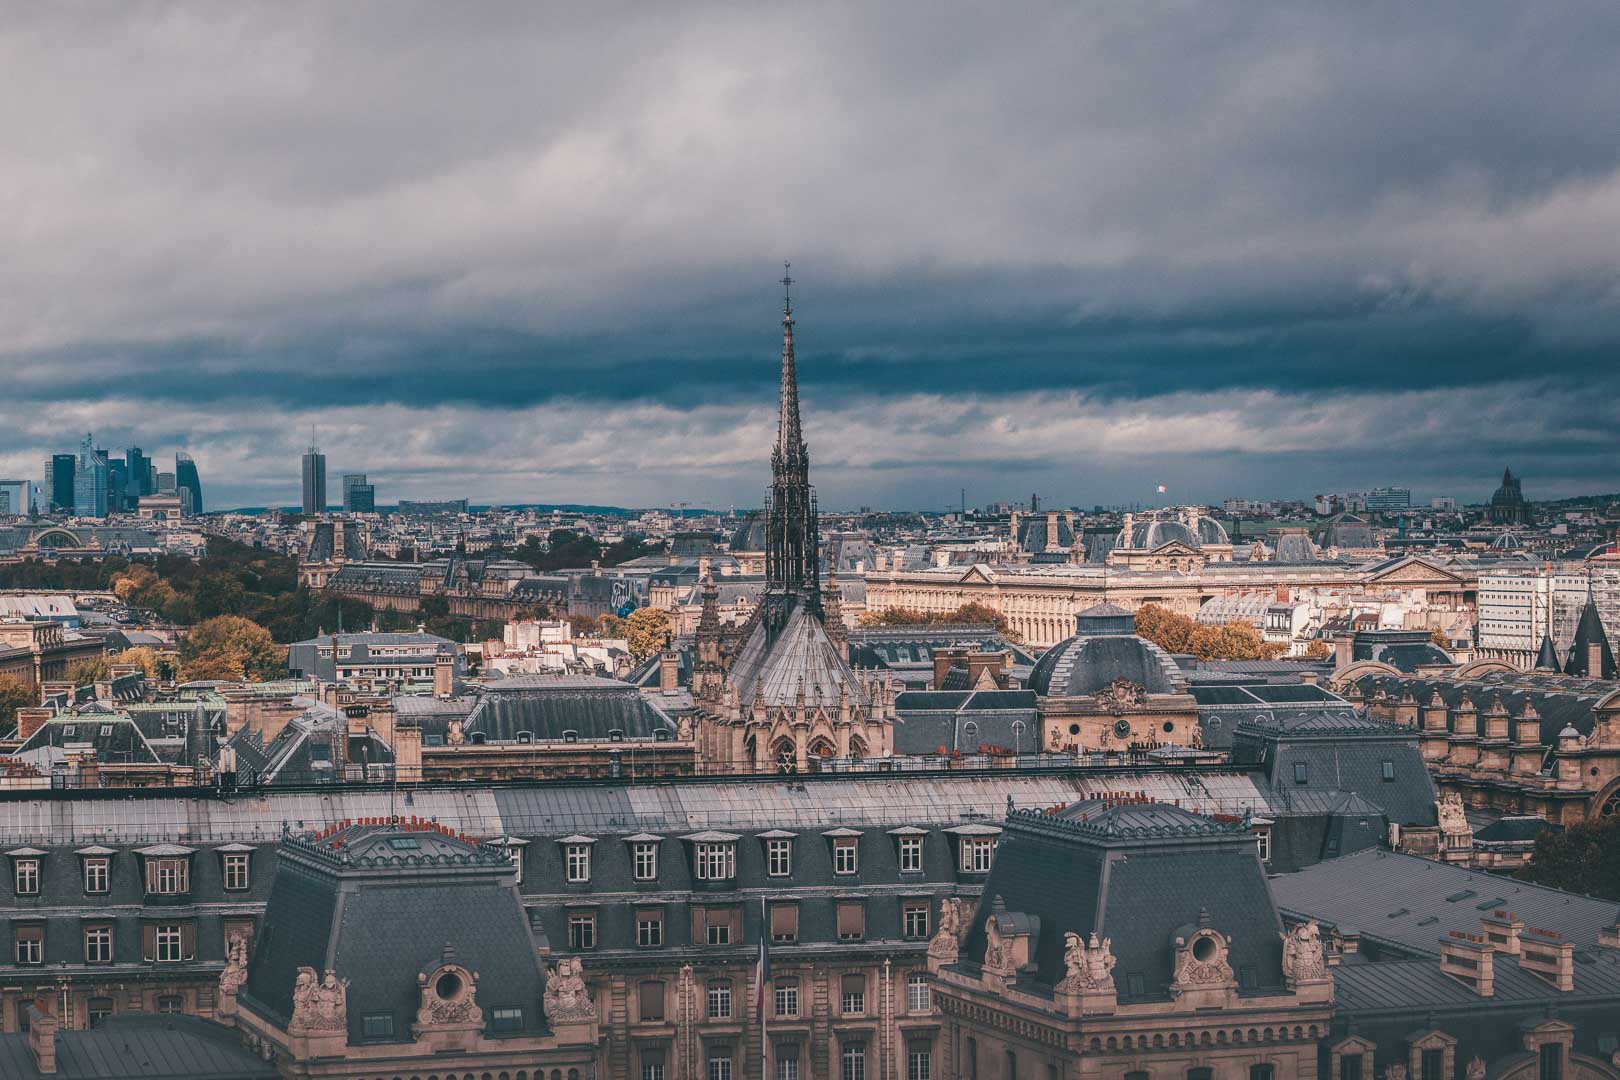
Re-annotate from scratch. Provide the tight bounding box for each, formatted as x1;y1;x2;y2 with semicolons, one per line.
67;657;111;685
858;602;1023;642
624;607;673;663
1133;603;1287;661
1303;639;1331;660
179;616;284;682
0;675;32;739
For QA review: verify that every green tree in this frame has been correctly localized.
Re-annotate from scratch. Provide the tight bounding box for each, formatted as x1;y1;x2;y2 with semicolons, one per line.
624;607;672;663
180;616;284;682
67;657;111;685
1517;816;1620;901
0;674;33;738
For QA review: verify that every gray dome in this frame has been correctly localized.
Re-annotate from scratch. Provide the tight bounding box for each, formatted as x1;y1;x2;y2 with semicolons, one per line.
728;512;767;552
1028;606;1183;697
1195;517;1230;545
1274;532;1318;562
1016;515;1076;553
1122;519;1196;550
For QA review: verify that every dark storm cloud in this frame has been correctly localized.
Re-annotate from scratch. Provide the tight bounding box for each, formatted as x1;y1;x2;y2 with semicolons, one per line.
3;2;1620;506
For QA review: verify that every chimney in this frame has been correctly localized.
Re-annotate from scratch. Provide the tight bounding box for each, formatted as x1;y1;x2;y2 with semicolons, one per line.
1299;671;1318;686
659;650;679;692
1591;641;1603;677
25;1003;56;1074
394;725;423;783
933;647;966;689
1333;632;1353;670
16;708;52;741
1519;928;1575;992
1480;910;1523;955
433;653;455;698
1438;932;1494;997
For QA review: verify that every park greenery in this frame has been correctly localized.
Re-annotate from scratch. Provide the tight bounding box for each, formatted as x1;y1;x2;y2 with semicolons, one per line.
1131;603;1288;661
1517;815;1620;901
858;601;1022;641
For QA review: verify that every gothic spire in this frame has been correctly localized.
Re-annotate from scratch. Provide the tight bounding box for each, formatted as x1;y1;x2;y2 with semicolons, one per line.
764;262;820;618
773;262;807;479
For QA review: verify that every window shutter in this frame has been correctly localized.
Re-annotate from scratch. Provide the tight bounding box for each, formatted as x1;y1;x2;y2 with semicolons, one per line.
771;902;799;941
841;973;865;997
838;901;865;939
725;906;742;941
181;922;197;960
692;906;708;943
144;859;157;894
639;980;665;1021
141;924;157;962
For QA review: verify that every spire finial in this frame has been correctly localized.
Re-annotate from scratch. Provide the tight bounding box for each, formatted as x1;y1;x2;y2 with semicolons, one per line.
781;261;793;315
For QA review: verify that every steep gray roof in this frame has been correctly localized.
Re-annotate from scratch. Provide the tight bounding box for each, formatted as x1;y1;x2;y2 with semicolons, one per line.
726;597;868;708
0;1014;278;1079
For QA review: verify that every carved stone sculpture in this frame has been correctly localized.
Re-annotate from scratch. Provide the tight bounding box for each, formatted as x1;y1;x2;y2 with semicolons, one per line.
1385;1065;1408;1080
1465;1058;1486;1080
1057;931;1116;992
289;966;348;1033
544;957;596;1022
1281;921;1328;982
1096;678;1146;715
1173;930;1234;988
416;964;483;1029
1436;791;1469;834
218;933;249;997
928;898;964;961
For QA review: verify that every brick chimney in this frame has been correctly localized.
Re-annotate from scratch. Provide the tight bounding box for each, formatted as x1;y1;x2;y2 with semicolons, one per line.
25;1003;56;1074
1438;931;1494;997
16;708;52;741
1481;910;1523;955
433;653;455;697
1519;928;1575;992
659;650;679;691
393;725;423;784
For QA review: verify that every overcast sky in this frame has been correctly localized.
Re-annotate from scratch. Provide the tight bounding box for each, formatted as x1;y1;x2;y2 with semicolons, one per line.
4;3;1620;511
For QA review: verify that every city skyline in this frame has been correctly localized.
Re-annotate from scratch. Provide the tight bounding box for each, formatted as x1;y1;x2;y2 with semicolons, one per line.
5;5;1620;509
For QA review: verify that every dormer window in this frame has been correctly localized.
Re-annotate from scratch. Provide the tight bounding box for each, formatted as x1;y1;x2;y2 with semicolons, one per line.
136;845;195;896
696;842;736;881
628;836;663;881
960;837;994;873
559;837;596;884
1293;762;1310;785
833;839;859;875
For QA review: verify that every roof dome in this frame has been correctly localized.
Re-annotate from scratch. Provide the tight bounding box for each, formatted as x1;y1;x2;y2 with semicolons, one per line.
728;511;767;552
1028;605;1183;697
1117;511;1229;551
1273;531;1318;562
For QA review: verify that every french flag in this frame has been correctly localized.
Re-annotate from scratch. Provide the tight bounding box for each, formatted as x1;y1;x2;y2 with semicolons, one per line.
755;897;771;1068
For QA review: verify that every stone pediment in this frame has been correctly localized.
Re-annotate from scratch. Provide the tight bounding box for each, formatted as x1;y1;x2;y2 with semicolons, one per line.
959;564;997;584
1147;540;1201;557
1367;558;1462;586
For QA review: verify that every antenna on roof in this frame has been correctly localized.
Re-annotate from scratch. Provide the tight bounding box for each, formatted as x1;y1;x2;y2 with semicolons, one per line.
781;261;794;314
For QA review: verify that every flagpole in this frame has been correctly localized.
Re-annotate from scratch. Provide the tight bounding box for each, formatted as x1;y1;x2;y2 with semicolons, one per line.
759;895;769;1080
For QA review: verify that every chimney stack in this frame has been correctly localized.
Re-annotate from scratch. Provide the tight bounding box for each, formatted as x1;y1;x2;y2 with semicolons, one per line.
1438;931;1494;997
659;650;679;692
16;708;51;742
1480;910;1522;955
1519;928;1575;992
25;1003;56;1074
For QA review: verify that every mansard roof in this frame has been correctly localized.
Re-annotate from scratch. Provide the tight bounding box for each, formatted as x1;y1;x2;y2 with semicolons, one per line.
959;801;1284;999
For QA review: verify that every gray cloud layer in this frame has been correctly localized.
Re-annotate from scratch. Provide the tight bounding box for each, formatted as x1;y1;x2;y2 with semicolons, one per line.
3;3;1619;507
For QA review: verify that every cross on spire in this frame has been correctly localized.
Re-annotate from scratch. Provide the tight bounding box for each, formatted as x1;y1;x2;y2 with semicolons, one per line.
781;261;794;314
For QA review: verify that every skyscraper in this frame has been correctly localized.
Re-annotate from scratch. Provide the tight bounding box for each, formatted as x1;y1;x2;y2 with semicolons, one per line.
46;454;76;513
72;434;109;518
342;473;376;513
302;445;327;514
0;480;28;517
125;446;152;501
175;452;202;515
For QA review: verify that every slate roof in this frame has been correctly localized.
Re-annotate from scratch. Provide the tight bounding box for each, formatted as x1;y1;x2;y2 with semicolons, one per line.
11;715;161;765
1352;669;1617;745
893;689;1040;753
1564;596;1618;678
1270;848;1620;956
0;1014;278;1079
1231;711;1438;827
449;676;677;742
224;700;393;784
1028;621;1184;697
958;802;1283;999
242;825;548;1042
726;596;869;708
1351;629;1453;672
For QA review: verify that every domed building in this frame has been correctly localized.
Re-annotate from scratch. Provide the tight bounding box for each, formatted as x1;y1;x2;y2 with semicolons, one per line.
726;511;768;574
1488;466;1534;525
1105;508;1233;570
1032;603;1201;753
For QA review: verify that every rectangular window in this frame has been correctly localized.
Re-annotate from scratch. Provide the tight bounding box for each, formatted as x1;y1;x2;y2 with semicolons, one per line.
841;1043;866;1080
833;838;859;875
696;843;736;881
145;857;190;895
841;973;866;1014
1256;831;1271;864
707;981;732;1019
774;979;799;1018
223;853;250;891
907;1048;932;1080
1382;760;1396;782
837;900;865;941
903;901;930;940
1250;1067;1275;1080
637;909;663;948
767;839;793;877
84;857;110;895
638;980;665;1022
633;842;659;881
15;925;42;965
708;1053;733;1080
565;844;592;883
14;858;39;896
490;1006;523;1033
776;1047;800;1080
770;902;799;944
156;995;182;1015
696;906;739;947
899;835;924;872
906;972;930;1012
1541;1044;1564;1080
568;911;596;950
708;921;731;946
361;1012;395;1039
643;1062;667;1080
960;838;994;873
1294;762;1310;784
84;925;113;964
1339;1055;1364;1080
155;924;186;962
88;998;114;1026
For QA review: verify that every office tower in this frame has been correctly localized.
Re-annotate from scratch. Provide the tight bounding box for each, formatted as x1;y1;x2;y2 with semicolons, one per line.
46;454;76;513
0;480;28;517
72;434;109;518
342;473;376;513
106;457;128;513
302;445;327;514
175;452;202;515
156;471;177;494
125;447;152;501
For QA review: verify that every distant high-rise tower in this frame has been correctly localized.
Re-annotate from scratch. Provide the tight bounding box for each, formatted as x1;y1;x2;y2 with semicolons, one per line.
302;445;327;514
175;452;202;515
72;434;109;518
342;473;376;513
125;447;152;501
46;454;76;513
